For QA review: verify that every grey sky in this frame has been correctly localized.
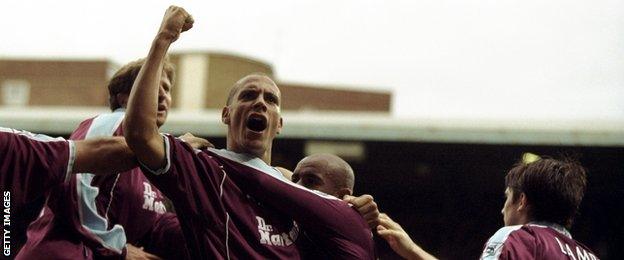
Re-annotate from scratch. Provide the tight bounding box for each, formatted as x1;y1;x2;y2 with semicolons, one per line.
1;0;623;119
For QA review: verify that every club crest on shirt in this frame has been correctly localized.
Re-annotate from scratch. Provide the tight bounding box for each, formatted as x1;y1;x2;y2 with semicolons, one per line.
483;242;503;257
256;216;298;247
142;182;166;214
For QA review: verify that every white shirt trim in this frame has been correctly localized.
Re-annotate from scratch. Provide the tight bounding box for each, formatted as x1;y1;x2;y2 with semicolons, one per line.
209;148;339;201
480;225;523;260
139;134;171;176
64;140;76;183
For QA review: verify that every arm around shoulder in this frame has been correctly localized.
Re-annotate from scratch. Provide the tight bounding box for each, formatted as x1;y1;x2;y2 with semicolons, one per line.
73;137;137;174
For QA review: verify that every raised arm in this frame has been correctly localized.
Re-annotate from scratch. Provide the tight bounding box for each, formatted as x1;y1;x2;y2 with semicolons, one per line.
124;6;194;169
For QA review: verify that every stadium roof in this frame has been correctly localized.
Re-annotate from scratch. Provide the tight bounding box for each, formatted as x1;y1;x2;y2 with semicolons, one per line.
1;107;623;147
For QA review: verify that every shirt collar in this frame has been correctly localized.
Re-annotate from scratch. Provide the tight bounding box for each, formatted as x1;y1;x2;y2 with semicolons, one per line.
528;221;572;239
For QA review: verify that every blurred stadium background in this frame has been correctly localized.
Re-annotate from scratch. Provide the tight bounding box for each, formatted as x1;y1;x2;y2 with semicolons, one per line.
1;53;623;259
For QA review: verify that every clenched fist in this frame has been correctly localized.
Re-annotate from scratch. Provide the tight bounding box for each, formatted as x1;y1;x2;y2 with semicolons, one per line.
157;5;194;43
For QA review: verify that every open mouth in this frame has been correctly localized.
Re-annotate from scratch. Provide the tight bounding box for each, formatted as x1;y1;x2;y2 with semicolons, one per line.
246;114;267;132
157;104;167;112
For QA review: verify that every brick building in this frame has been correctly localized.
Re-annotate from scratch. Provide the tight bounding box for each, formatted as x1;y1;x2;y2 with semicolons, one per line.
0;59;111;107
0;53;391;112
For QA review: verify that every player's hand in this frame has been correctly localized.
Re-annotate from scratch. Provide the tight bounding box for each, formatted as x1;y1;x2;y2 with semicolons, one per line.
125;244;163;260
179;133;214;149
157;5;194;43
377;213;437;260
343;194;380;229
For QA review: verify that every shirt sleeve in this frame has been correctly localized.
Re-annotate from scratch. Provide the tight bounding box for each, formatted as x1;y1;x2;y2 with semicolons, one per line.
0;131;74;205
480;226;536;260
137;134;173;176
221;157;375;260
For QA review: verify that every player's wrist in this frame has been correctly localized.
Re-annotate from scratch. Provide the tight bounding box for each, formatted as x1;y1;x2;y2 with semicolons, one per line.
406;242;424;260
154;31;176;45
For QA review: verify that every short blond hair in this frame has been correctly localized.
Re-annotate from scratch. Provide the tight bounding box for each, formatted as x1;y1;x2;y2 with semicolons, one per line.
107;58;175;110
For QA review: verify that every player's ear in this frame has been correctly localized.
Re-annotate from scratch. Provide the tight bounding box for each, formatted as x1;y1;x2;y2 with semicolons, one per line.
276;117;283;134
517;192;528;212
221;106;230;125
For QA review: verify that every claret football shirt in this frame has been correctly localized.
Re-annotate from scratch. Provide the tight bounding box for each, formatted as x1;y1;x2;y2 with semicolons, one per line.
480;222;599;260
142;134;374;259
0;127;75;255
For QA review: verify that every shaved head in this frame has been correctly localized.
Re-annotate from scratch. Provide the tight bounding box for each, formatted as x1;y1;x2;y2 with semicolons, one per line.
226;72;276;106
293;154;355;198
308;154;355;191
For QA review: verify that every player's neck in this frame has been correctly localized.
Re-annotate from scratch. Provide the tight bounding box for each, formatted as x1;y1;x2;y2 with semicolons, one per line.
250;149;271;164
517;215;530;226
260;149;272;164
226;144;272;164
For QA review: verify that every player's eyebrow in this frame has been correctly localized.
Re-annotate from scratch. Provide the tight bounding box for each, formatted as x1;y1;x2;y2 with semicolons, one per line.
238;88;257;99
265;92;279;104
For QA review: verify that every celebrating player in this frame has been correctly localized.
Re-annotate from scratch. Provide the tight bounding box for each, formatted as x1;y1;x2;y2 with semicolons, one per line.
480;158;598;259
369;158;598;260
287;154;380;228
0;127;134;255
17;58;209;259
283;153;381;258
124;6;374;259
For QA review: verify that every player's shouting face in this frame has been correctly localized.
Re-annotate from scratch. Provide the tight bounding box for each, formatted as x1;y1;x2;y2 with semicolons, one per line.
222;74;283;159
